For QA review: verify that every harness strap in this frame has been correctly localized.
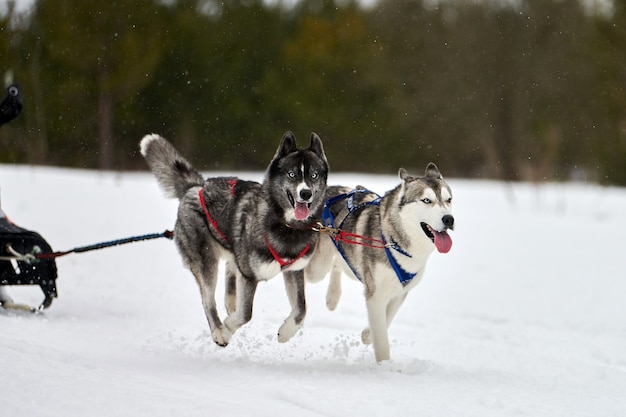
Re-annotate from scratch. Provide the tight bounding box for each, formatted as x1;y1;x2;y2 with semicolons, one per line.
198;188;230;245
333;230;386;248
322;189;382;283
323;189;381;226
322;189;417;287
381;234;417;286
198;182;310;269
264;237;311;270
226;179;237;196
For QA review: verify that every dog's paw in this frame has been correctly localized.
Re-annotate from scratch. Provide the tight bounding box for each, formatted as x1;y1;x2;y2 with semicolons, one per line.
361;328;372;345
325;291;340;311
211;327;232;347
277;319;301;343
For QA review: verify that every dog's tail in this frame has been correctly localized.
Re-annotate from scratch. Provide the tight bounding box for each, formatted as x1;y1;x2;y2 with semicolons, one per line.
140;134;204;200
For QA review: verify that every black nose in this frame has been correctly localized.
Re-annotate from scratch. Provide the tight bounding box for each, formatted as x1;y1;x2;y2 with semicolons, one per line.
299;189;312;201
442;214;454;228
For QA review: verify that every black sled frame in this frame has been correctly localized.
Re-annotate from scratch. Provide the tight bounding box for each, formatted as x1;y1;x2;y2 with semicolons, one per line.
0;212;58;311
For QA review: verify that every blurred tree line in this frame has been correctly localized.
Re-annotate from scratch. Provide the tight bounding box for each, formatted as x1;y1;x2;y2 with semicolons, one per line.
1;0;625;183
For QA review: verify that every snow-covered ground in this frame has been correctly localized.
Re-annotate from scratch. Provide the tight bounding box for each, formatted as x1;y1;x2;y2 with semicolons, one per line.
1;164;625;417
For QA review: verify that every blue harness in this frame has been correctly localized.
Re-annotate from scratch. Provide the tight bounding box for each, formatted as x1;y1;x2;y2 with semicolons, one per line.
322;189;417;287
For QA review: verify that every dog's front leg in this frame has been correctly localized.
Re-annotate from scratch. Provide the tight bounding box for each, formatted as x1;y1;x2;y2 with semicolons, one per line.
278;270;306;343
325;258;343;311
364;295;391;362
385;293;408;329
224;274;258;334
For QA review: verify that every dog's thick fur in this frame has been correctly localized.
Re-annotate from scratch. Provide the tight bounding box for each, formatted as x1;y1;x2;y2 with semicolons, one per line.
305;163;454;362
141;132;328;346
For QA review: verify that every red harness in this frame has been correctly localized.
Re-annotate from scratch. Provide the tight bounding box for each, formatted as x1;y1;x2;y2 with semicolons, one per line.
198;188;230;244
264;237;311;270
198;181;311;269
197;180;237;244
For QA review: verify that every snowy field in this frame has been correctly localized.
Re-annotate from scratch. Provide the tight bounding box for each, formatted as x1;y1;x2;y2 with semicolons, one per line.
1;164;625;417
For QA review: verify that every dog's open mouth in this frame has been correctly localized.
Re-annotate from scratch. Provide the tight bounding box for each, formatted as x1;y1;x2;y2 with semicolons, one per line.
287;192;311;221
421;222;453;254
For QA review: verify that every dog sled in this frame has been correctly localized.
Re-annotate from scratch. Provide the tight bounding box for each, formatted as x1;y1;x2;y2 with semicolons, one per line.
0;204;173;312
0;207;58;311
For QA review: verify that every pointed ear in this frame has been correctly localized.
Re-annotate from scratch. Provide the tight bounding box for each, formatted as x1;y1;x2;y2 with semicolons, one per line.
274;131;298;159
398;167;410;181
425;162;442;179
309;132;327;163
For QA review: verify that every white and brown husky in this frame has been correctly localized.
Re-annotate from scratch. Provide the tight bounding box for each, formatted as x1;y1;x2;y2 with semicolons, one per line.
306;163;454;362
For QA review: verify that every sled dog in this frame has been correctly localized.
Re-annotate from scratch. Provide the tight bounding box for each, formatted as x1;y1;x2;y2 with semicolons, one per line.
305;163;454;362
141;132;328;346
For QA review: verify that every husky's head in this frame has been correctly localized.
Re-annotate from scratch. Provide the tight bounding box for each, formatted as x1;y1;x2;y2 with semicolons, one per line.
397;163;454;253
265;131;328;224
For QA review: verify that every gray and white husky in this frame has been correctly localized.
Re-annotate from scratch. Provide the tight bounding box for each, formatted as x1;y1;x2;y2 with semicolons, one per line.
305;163;454;362
140;132;328;346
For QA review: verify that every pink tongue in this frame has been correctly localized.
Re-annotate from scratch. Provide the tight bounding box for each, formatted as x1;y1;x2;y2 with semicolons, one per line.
433;230;453;253
294;202;310;220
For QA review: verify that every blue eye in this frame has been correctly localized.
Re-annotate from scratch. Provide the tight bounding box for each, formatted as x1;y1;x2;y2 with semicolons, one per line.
288;171;296;178
311;172;318;179
421;198;431;204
